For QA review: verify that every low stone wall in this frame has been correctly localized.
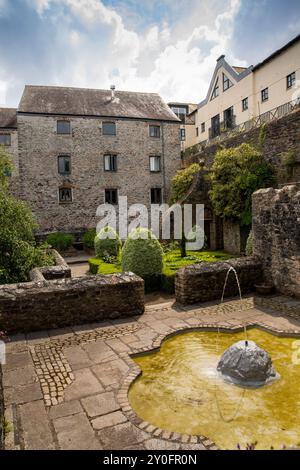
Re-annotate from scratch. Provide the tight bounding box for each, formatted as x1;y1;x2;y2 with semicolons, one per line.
0;365;3;449
29;250;71;281
252;185;300;298
175;257;262;305
0;273;144;334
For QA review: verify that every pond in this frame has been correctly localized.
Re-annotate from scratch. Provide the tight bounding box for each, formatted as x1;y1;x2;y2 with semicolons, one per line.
129;328;300;450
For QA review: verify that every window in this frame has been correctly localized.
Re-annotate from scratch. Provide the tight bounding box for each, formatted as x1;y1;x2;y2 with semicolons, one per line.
104;154;117;171
151;188;162;204
287;72;296;89
102;122;116;135
105;188;118;204
149;156;161;172
149;125;161;138
59;187;72;203
201;122;205;133
58;155;71;175
196;127;199;137
242;97;248;111
223;73;233;91
211;77;219;100
0;134;11;146
261;88;269;102
170;105;188;121
57;120;71;134
180;128;186;141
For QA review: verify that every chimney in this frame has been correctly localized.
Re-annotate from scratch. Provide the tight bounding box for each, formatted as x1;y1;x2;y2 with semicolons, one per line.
110;84;116;100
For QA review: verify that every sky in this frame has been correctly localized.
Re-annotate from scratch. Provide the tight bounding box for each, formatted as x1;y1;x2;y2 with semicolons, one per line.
0;0;299;107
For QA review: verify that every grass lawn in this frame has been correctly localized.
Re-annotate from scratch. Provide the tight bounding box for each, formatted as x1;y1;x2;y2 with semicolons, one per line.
89;249;234;292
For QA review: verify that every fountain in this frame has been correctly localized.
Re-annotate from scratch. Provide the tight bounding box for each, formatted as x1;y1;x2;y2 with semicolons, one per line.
217;265;279;388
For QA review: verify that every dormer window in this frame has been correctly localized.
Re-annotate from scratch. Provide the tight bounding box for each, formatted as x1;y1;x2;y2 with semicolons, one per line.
210;78;219;100
102;122;116;135
57;120;71;135
223;73;233;91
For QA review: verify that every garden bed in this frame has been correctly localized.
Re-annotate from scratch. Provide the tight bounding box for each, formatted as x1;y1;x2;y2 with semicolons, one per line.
89;250;234;294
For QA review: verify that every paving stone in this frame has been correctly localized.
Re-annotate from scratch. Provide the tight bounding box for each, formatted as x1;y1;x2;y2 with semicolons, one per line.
64;346;93;370
3;351;32;371
119;334;139;345
3;364;36;387
19;400;55;450
49;400;83;420
92;411;127;430
98;422;149;450
92;359;129;388
144;438;182;450
64;368;103;401
105;338;131;353
81;391;119;417
5;382;43;405
83;340;117;364
53;412;101;450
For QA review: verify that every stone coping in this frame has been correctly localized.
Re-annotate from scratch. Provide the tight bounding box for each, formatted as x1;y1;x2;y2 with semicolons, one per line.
117;321;300;451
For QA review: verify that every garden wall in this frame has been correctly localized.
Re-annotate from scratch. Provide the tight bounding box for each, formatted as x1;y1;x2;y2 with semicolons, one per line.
0;273;144;334
252;185;300;298
0;365;3;449
175;257;262;305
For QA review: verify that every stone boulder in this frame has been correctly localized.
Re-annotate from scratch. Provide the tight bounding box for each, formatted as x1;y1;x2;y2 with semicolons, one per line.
217;340;279;388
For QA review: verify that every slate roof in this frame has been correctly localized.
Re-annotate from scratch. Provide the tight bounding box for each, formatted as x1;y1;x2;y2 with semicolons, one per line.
18;85;180;122
0;108;17;128
253;34;300;71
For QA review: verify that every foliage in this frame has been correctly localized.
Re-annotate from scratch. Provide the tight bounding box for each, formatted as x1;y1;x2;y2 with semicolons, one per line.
94;226;121;260
0;146;14;190
0;190;53;284
170;163;202;203
245;230;253;256
209;143;275;226
46;232;75;251
88;257;102;274
83;229;96;250
277;150;297;181
97;261;121;275
258;122;268;148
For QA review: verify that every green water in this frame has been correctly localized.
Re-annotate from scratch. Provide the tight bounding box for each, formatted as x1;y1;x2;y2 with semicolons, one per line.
129;329;300;450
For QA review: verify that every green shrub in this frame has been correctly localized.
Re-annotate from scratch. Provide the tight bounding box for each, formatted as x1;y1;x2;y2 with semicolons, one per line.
122;228;163;292
97;262;121;275
161;267;176;294
88;257;102;274
46;232;75;251
94;226;121;260
246;230;253;256
83;229;96;250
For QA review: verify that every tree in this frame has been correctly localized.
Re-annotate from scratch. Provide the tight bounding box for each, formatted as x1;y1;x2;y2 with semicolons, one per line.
170;163;202;257
209;143;275;226
0;149;53;283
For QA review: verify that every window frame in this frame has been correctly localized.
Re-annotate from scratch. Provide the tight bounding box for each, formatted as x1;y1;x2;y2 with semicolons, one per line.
0;133;11;146
57;120;71;135
242;97;248;111
210;77;219;100
287;72;296;89
150;187;162;204
223;73;233;92
196;127;199;137
105;188;118;205
102;121;117;136
261;87;269;103
59;187;73;203
149;125;161;138
201;122;205;133
103;154;117;172
149;155;161;173
58;155;71;175
180;128;186;141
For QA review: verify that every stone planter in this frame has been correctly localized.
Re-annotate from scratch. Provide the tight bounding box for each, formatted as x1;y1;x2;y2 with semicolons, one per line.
255;284;275;295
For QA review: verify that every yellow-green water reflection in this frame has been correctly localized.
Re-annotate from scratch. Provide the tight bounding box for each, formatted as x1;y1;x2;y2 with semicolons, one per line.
129;329;300;450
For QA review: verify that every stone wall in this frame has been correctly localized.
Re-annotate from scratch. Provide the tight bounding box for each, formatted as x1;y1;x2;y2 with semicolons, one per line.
17;114;181;234
0;273;144;334
252;185;300;298
175;257;262;305
0;365;3;450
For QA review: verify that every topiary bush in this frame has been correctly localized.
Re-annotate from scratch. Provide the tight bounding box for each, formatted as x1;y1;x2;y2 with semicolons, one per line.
122;228;163;292
83;229;96;250
46;232;75;252
246;230;253;256
94;226;121;260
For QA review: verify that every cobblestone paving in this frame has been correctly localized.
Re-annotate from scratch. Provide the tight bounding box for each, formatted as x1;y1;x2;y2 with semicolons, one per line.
2;295;300;450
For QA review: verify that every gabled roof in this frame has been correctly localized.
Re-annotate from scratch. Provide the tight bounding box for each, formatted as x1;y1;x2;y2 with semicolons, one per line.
18;85;180;122
198;57;252;109
232;66;247;74
0;108;17;129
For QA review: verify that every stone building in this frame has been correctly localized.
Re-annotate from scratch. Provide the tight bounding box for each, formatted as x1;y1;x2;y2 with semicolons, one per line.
0;86;181;236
